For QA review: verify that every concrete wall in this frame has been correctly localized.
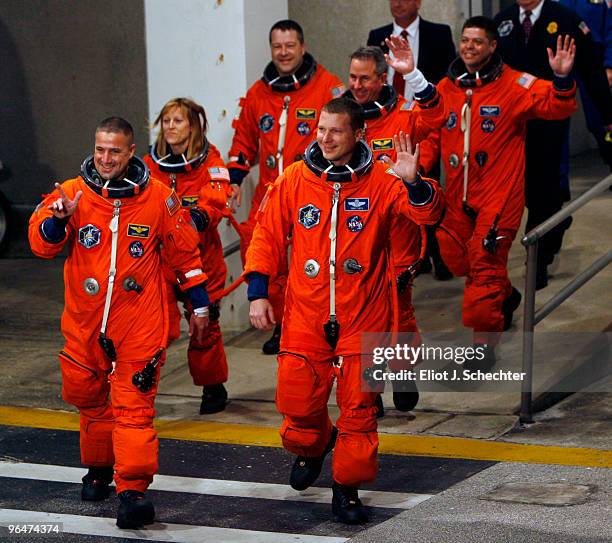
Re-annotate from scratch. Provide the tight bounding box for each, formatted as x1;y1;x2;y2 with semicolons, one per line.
0;0;148;254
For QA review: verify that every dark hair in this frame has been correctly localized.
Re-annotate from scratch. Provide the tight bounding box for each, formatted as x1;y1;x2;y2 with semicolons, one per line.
322;98;364;131
96;117;134;144
269;19;304;43
462;16;498;42
350;46;387;76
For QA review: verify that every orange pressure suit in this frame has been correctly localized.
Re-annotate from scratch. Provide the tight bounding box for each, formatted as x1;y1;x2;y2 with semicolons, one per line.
28;157;207;494
145;142;230;386
244;141;443;486
228;53;345;321
345;84;446;343
428;55;576;343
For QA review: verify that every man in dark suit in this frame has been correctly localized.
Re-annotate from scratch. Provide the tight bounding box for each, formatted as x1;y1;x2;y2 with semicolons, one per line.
368;0;456;280
367;0;456;90
494;0;612;289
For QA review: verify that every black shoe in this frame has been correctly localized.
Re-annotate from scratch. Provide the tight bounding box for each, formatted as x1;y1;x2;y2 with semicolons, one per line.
375;394;385;418
116;490;155;529
464;344;496;372
199;383;228;415
535;261;549;291
81;466;114;501
332;481;369;525
290;427;338;491
416;257;432;276
392;379;419;411
432;255;453;281
262;324;281;355
502;287;522;331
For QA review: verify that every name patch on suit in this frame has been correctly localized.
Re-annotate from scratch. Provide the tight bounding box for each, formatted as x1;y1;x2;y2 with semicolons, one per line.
371;138;394;151
127;224;151;238
296;108;317;120
344;198;369;212
181;195;199;207
480;105;500;117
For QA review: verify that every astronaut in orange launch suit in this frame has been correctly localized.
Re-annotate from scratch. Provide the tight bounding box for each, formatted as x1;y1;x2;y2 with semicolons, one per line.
145;97;231;415
227;19;345;354
245;98;443;524
425;17;577;367
29;118;209;529
343;40;448;413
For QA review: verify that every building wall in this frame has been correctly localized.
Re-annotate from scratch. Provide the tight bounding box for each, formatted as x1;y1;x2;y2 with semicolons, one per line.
0;0;149;254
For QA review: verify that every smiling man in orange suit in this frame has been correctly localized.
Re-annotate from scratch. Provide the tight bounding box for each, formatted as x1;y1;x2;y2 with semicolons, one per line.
29;117;210;530
244;97;443;525
227;19;345;355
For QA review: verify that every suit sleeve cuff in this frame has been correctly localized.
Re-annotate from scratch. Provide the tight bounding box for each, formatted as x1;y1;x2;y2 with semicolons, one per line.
187;284;210;309
404;174;434;206
40;216;68;243
553;74;574;92
247;272;269;301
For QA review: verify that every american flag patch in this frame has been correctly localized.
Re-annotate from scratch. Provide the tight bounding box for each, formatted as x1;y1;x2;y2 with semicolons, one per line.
208;167;230;181
517;72;536;89
331;85;345;97
401;100;416;111
165;190;181;215
579;21;590;35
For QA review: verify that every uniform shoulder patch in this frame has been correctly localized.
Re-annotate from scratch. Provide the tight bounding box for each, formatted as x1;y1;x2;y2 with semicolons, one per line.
516;72;536;89
385;168;401;178
165;190;181;215
579;21;590;35
331;85;346;97
208;166;230;181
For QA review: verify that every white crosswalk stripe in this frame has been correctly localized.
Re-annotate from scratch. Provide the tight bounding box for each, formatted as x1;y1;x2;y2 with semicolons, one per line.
0;461;433;509
0;508;348;543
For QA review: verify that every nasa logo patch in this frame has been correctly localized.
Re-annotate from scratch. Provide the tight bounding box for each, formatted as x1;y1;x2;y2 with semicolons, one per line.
481;118;496;133
296;121;311;136
129;240;144;258
298;203;321;229
346;215;364;233
259;113;274;133
78;224;101;249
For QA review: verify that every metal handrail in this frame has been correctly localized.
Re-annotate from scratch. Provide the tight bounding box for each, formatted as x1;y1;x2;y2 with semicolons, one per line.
519;174;612;423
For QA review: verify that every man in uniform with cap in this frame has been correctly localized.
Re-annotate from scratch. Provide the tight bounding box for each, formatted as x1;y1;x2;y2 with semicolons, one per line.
227;19;344;354
29;117;210;529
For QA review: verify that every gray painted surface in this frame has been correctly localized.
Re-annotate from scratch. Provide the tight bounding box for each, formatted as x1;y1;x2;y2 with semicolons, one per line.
0;0;148;254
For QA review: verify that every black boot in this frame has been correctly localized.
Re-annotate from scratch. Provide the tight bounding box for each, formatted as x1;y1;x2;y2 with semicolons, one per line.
81;466;114;501
290;427;338;491
200;383;228;415
116;490;155;529
262;324;281;355
502;287;522;331
374;394;385;418
464;344;496;373
332;481;369;525
392;379;419;412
